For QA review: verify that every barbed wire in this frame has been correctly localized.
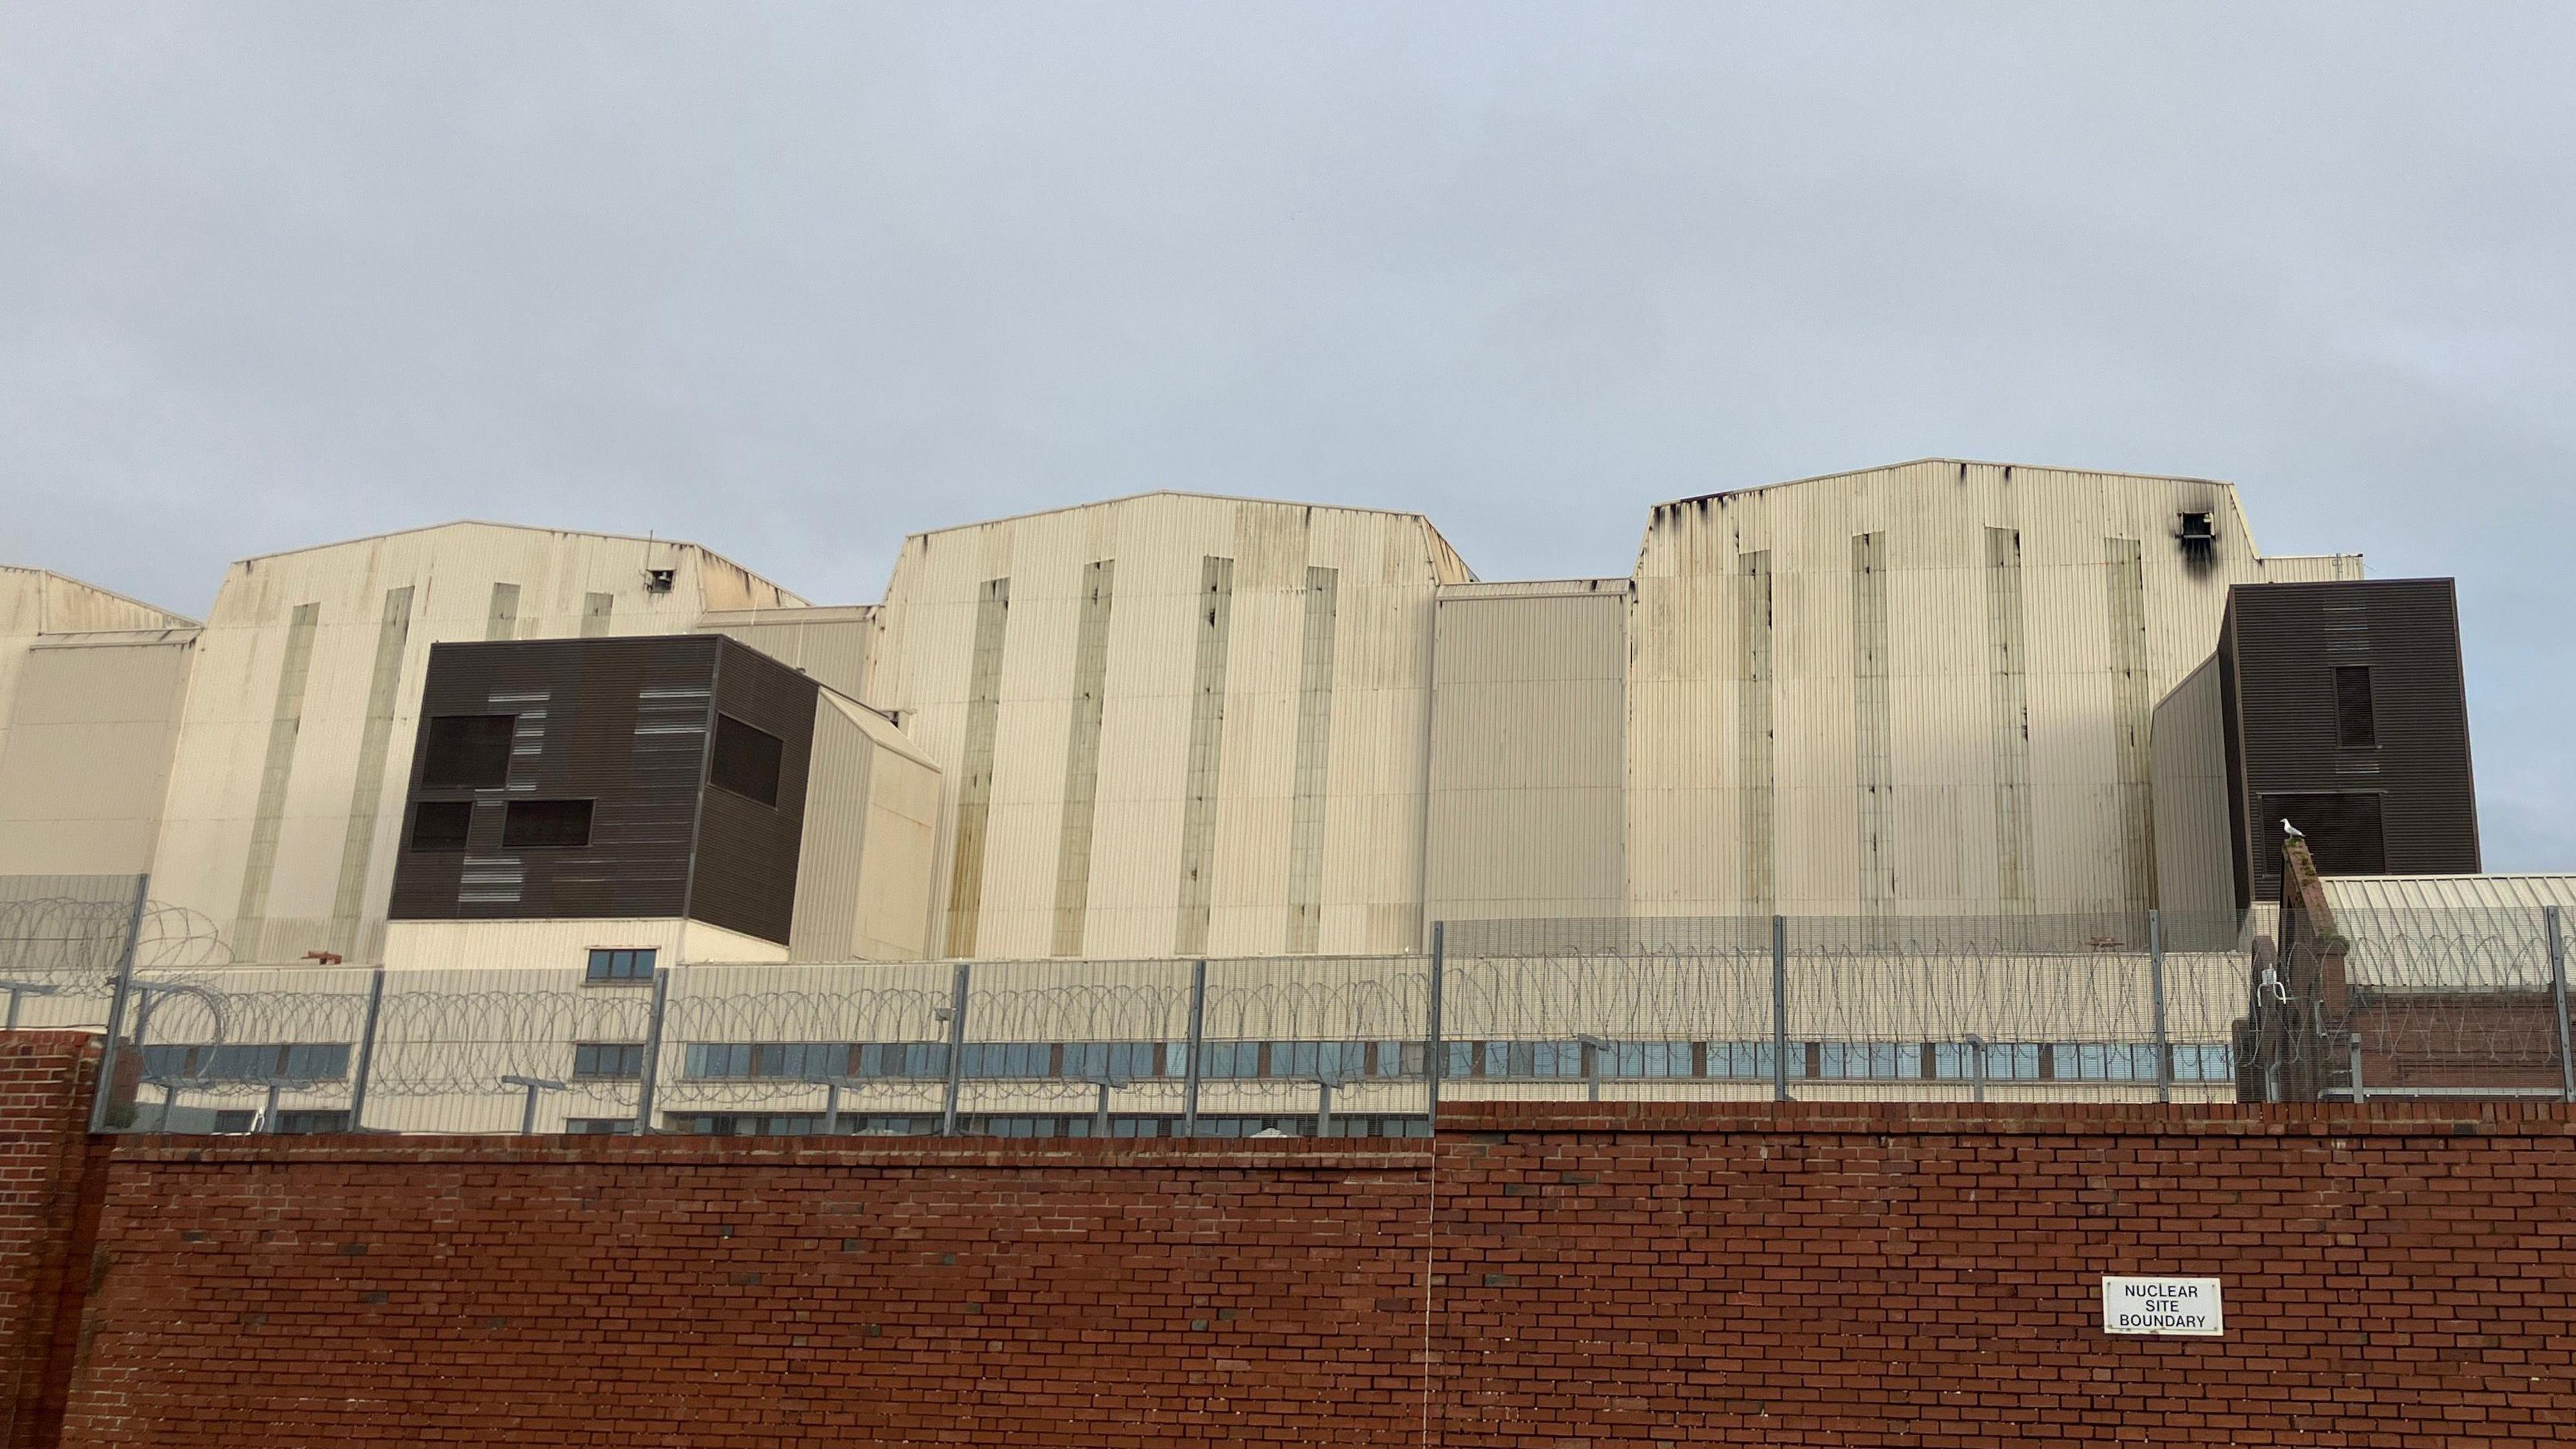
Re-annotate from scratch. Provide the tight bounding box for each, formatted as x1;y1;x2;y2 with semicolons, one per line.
25;900;2563;1128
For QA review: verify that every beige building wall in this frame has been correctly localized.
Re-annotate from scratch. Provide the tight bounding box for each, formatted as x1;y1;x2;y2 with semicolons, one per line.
0;567;201;879
1625;460;2361;923
1426;582;1627;925
789;693;943;962
0;633;198;875
2149;656;2239;947
382;916;790;972
869;492;1471;961
696;605;877;702
148;523;810;965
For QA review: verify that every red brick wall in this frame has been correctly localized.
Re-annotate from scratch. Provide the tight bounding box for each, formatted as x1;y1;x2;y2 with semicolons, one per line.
62;1138;1436;1447
43;1100;2576;1446
1436;1101;2576;1445
0;1034;104;1449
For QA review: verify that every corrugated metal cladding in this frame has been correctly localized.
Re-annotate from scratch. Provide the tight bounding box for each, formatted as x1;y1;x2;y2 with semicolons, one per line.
0;631;195;876
1284;566;1340;953
2219;579;2479;906
231;601;317;957
788;696;943;963
694;606;878;704
1049;562;1116;956
329;586;415;954
1849;533;1895;916
1426;586;1626;924
1629;460;2362;922
2148;656;2237;946
136;522;813;965
873;493;1466;961
1737;553;1775;910
942;578;1011;957
1982;529;2034;913
2322;874;2576;916
386;634;817;946
1173;555;1236;956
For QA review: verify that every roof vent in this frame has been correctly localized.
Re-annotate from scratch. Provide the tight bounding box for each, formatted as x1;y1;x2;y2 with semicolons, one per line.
2176;511;2215;564
643;567;676;594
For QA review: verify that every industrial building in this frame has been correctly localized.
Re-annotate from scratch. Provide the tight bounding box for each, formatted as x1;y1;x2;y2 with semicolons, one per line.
7;458;2528;1131
3;459;2488;969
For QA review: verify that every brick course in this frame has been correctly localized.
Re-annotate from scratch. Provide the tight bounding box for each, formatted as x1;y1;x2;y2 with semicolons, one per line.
0;1044;2562;1447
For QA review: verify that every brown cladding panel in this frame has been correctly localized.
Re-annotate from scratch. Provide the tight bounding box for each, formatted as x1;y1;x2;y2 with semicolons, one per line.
687;639;818;946
389;636;722;928
2222;580;2479;906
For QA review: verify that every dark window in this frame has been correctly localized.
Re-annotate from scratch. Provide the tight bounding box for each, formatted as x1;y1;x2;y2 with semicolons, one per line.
2334;665;2377;748
211;1111;257;1134
136;1042;351;1082
566;1118;636;1136
572;1042;647;1080
586;947;657;983
409;800;474;851
419;714;517;789
708;714;785;807
274;1110;351;1134
2263;792;2389;881
503;798;593;849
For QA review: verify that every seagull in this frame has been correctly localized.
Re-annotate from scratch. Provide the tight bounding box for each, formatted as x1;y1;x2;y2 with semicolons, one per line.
2282;818;2304;841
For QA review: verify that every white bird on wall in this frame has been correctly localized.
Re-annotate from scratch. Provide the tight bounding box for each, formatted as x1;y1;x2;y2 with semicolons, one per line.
2282;818;2304;841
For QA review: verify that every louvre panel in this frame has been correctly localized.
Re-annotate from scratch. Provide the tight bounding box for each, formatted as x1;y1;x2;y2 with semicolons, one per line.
388;633;817;947
2221;579;2477;906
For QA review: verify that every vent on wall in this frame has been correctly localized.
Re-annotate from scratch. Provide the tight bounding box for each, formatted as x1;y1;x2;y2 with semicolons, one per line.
2176;511;2215;564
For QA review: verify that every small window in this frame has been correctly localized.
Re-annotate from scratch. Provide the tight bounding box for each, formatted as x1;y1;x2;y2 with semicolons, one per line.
502;798;593;849
211;1110;258;1134
2334;665;2377;748
572;1042;647;1081
274;1110;351;1134
419;714;517;789
709;714;785;807
586;947;657;983
409;800;475;851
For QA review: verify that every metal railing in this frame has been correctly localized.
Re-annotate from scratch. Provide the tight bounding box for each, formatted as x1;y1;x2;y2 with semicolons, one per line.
7;878;2563;1138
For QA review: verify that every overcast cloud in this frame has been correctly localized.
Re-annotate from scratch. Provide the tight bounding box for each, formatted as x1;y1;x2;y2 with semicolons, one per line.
3;3;2571;865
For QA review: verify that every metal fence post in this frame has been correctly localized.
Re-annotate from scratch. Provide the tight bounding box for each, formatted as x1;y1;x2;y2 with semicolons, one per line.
2148;908;2171;1105
939;963;970;1138
1316;1077;1334;1138
632;964;671;1134
1771;915;1789;1104
1968;1034;1988;1104
89;875;151;1134
1426;922;1446;1132
2347;1034;2367;1104
2547;905;2573;1105
1181;959;1207;1138
346;965;386;1132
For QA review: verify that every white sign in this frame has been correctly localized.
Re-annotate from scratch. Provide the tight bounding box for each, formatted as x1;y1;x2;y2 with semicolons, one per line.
2100;1276;2224;1336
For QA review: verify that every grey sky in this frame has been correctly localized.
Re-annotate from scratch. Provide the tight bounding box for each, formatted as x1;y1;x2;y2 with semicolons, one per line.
5;3;2571;866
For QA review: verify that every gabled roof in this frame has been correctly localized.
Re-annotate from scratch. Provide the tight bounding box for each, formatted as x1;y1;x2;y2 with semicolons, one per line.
225;520;805;605
0;565;199;631
1654;457;2235;513
900;488;1453;541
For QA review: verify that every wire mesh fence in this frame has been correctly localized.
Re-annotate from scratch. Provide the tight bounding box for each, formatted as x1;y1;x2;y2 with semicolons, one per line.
9;874;2565;1138
2245;901;2575;1103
